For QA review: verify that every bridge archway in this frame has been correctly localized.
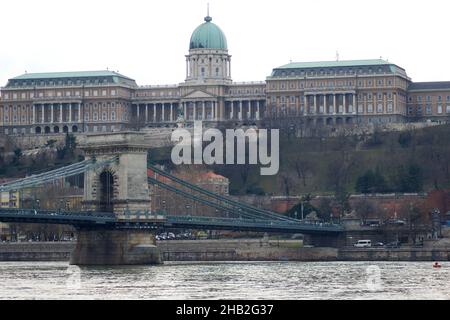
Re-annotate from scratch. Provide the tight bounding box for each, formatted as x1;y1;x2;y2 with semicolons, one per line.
99;170;115;213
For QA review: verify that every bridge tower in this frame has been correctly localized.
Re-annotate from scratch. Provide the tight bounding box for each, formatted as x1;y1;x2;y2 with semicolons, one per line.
80;131;151;216
71;132;161;265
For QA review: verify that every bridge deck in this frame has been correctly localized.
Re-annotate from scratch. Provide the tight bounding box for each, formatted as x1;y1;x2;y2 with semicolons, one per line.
0;209;343;234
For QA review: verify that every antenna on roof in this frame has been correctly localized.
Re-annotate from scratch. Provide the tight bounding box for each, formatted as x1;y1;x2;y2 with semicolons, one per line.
207;2;210;16
25;70;27;74
106;67;109;70
336;51;340;61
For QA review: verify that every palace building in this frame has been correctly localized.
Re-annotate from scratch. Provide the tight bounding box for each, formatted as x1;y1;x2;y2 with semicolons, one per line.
1;13;450;135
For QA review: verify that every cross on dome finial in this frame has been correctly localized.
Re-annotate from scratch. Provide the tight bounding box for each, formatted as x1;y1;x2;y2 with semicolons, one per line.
204;3;212;22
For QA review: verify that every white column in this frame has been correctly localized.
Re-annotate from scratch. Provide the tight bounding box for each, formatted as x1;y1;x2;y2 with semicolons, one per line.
59;103;63;123
313;95;317;114
201;101;205;120
353;94;357;114
256;100;260;120
136;104;140;121
193;101;197;120
303;95;307;115
69;103;72;123
343;94;347;115
183;102;187;120
41;104;45;123
78;103;81;122
32;105;36;124
247;101;251;119
239;100;243;120
170;103;173;122
214;101;218;120
323;95;327;114
153;104;156;122
51;104;54;123
230;101;234;119
145;104;149;123
333;94;337;115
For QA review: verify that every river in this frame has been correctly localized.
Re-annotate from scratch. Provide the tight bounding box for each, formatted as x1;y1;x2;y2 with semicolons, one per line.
0;261;448;300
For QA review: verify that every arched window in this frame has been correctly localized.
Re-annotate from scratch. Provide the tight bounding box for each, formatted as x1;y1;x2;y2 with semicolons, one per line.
93;112;98;121
111;111;116;121
102;112;107;121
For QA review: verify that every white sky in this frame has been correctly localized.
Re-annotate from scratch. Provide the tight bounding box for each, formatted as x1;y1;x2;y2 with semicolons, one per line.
1;0;450;87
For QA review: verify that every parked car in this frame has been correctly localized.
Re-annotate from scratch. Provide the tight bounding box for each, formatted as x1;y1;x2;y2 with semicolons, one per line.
354;240;372;248
386;241;401;248
373;242;384;247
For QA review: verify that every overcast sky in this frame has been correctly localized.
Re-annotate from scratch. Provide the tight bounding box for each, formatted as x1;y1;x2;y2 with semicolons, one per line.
1;0;450;87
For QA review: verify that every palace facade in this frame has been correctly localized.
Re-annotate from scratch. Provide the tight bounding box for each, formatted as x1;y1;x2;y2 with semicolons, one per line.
1;13;450;135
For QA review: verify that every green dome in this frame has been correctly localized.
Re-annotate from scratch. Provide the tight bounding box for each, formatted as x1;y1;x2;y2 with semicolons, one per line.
189;16;228;50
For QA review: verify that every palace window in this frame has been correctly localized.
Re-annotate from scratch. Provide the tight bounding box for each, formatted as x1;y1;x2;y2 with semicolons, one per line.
111;90;116;96
93;90;98;96
102;112;107;121
446;105;450;113
290;96;295;103
102;90;107;96
368;104;373;113
377;104;383;113
426;105;432;114
408;106;413;115
387;80;392;86
446;96;450;102
387;103;393;113
368;80;372;86
201;67;205;76
84;113;89;121
93;112;98;121
437;105;443;114
358;105;363;113
111;111;116;121
377;93;382;100
438;96;442;102
426;96;431;102
417;96;422;102
388;93;393;100
417;106;422;114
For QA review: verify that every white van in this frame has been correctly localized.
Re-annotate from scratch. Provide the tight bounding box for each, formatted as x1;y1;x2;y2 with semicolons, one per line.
354;240;371;248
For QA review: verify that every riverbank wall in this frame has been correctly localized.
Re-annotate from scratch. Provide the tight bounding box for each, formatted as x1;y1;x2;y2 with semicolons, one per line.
0;240;450;262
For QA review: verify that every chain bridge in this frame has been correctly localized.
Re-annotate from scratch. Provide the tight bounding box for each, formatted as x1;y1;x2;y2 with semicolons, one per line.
0;132;343;265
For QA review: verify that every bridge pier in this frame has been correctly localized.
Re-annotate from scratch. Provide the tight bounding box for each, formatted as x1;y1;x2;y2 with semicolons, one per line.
70;229;162;265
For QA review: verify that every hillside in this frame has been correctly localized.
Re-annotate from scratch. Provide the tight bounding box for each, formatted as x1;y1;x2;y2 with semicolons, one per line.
149;124;450;196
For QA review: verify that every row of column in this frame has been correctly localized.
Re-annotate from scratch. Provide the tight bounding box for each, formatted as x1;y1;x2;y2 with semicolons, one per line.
134;101;222;122
135;102;177;123
182;101;218;121
32;103;81;124
227;100;262;121
304;93;357;115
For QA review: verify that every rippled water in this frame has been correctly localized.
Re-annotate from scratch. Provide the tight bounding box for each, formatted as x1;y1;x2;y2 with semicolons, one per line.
0;261;449;300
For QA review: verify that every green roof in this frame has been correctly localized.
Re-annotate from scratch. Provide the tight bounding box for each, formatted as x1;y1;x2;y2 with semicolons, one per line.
189;16;227;50
11;70;134;81
276;59;396;69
